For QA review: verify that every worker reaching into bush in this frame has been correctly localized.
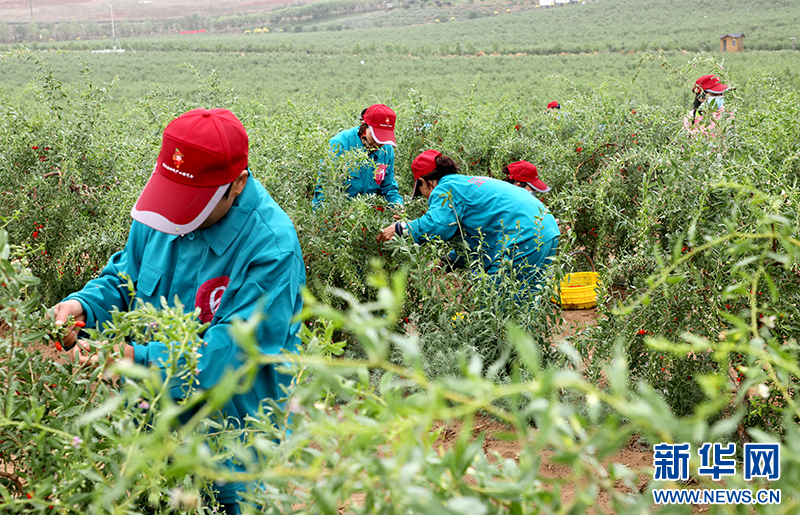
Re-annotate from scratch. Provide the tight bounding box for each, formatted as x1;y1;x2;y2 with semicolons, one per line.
52;108;305;514
546;100;566;122
500;160;551;196
313;104;403;208
378;150;560;289
683;74;735;138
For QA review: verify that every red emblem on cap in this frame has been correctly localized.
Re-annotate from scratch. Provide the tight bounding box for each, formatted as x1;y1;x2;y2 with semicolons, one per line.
384;117;390;125
172;148;184;169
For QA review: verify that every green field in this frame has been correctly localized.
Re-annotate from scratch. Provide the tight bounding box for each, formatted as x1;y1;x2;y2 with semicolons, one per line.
1;0;799;106
3;48;800;108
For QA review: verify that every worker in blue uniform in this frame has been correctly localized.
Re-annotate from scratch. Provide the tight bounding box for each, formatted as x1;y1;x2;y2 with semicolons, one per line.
378;150;560;289
313;104;403;208
52;108;305;514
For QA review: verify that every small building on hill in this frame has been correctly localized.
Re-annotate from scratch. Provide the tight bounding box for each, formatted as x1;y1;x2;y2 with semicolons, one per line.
720;34;745;53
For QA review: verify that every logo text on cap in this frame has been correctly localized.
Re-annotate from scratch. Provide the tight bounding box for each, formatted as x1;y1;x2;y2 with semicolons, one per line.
162;162;194;179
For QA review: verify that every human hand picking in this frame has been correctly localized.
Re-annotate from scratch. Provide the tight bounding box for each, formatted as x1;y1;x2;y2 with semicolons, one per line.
378;223;397;243
51;300;87;351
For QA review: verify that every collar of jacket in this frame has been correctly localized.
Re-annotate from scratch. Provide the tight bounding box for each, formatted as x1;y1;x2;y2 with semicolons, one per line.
198;178;257;256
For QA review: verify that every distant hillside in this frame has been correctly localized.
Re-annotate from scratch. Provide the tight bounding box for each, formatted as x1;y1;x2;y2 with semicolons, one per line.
1;0;798;53
258;0;800;54
0;0;283;24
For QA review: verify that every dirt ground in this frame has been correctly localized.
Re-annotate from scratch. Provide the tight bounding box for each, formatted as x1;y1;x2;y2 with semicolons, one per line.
0;0;288;24
559;305;599;337
434;413;653;515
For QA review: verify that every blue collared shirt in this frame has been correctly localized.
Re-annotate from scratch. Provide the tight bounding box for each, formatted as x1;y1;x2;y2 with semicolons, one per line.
408;175;560;282
64;177;305;503
313;126;403;207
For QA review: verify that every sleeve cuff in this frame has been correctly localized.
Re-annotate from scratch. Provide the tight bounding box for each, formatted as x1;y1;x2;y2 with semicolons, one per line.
132;343;149;365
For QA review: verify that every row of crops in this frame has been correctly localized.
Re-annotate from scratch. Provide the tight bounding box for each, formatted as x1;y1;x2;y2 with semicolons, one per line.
0;47;799;513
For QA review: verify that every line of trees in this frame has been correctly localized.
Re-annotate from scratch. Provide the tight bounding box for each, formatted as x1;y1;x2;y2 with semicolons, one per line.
0;0;395;44
0;18;177;44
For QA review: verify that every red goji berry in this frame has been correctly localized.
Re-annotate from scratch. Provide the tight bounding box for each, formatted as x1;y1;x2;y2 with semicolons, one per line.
55;342;63;351
27;492;33;499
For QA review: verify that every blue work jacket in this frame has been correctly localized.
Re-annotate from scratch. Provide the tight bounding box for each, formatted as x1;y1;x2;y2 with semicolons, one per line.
408;175;560;284
64;177;305;504
313;126;403;207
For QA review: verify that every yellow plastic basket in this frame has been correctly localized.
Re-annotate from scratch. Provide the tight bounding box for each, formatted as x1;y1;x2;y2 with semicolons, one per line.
556;250;601;310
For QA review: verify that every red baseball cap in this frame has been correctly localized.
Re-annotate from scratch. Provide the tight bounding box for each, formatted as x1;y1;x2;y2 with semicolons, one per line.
507;161;550;193
362;104;397;146
694;75;733;95
411;149;441;198
131;108;248;236
547;101;561;109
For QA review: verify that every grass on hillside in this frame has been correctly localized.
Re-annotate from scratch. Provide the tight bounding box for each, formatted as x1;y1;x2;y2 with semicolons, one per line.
2;0;799;55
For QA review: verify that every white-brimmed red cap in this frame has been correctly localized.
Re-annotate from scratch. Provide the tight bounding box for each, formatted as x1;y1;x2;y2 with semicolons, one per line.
507;160;550;193
362;104;397;146
131;108;248;236
694;75;733;95
411;149;441;198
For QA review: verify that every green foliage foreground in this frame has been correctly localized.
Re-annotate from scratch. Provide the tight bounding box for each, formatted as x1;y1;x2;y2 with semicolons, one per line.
2;227;800;514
